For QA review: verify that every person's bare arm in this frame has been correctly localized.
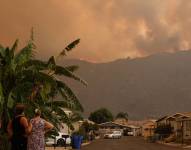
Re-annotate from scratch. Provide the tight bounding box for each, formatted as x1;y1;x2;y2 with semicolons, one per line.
20;117;32;134
44;121;54;132
7;120;13;139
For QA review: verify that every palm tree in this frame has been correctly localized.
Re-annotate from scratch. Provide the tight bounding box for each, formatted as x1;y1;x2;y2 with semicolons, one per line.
0;34;86;149
116;112;128;120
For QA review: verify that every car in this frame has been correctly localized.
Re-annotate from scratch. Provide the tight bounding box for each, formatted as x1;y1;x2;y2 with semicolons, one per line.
46;132;71;147
127;131;134;136
104;131;122;139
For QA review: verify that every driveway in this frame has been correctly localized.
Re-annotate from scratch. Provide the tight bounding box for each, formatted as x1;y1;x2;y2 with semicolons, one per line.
81;137;184;150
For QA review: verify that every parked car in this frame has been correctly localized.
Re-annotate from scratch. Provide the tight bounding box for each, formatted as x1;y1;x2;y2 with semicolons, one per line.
104;131;122;139
127;131;134;136
46;132;71;146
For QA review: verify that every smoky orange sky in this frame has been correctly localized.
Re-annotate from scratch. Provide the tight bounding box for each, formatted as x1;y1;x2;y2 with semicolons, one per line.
0;0;191;62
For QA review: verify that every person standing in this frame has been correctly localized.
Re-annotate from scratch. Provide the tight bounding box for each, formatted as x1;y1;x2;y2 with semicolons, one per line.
7;104;32;150
28;109;54;150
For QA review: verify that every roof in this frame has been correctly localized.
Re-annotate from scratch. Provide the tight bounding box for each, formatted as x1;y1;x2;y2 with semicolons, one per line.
177;117;191;121
166;112;191;120
156;116;168;122
99;121;133;129
127;125;141;129
142;119;156;125
155;112;191;122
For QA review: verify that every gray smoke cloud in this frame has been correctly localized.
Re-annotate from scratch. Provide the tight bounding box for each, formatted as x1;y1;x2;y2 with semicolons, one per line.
0;0;190;62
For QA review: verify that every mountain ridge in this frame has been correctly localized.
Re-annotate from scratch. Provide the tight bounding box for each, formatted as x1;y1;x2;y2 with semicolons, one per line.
62;50;191;120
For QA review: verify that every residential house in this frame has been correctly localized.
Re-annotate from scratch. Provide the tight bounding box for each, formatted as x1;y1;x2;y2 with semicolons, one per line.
156;116;168;127
142;120;156;138
128;125;142;136
156;112;191;142
114;118;128;126
176;117;191;143
99;121;138;136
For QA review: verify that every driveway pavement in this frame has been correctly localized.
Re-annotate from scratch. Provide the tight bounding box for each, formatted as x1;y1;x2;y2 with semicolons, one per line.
81;136;184;150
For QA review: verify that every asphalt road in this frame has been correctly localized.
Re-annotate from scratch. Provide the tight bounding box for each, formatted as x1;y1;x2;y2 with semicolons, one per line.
81;137;184;150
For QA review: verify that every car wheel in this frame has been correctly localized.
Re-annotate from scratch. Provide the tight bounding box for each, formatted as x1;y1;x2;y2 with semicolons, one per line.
57;138;65;147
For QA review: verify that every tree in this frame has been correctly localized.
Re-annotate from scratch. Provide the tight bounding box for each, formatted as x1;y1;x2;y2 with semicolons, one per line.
116;112;128;120
88;108;113;124
0;33;86;149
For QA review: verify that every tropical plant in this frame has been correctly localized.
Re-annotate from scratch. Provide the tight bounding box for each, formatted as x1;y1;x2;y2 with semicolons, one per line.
0;33;86;149
116;112;128;120
65;111;84;133
88;108;113;124
72;121;99;141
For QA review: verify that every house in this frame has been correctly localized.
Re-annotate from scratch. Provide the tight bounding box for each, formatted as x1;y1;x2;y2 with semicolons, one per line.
176;117;191;143
142;120;156;138
128;125;142;136
99;121;141;136
166;113;191;133
99;121;131;134
156;116;168;126
114;118;128;126
155;112;191;142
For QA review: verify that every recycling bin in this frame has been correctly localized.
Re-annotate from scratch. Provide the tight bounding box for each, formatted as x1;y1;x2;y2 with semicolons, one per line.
72;135;83;149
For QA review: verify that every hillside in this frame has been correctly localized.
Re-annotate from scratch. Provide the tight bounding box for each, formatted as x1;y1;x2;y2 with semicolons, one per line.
61;50;191;119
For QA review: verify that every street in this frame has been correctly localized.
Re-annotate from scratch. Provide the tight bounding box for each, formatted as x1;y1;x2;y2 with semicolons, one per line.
81;137;183;150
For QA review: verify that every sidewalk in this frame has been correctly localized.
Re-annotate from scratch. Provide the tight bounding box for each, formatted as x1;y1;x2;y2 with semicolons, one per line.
183;145;191;149
46;142;91;150
157;141;191;149
46;147;71;150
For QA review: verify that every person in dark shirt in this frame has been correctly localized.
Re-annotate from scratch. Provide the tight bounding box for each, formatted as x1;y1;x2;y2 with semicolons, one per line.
7;104;32;150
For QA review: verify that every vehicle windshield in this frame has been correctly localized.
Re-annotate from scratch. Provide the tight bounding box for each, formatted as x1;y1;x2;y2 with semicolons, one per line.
113;131;120;134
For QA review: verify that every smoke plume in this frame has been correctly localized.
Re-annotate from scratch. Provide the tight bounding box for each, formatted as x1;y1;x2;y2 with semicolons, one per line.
0;0;190;62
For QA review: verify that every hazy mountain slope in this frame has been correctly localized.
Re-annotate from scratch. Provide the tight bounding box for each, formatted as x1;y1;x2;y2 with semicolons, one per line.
61;51;191;119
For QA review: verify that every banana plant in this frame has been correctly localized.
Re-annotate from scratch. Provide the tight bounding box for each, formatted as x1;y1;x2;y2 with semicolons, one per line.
0;34;86;149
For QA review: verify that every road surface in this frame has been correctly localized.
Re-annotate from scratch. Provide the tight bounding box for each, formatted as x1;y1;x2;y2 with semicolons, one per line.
81;137;183;150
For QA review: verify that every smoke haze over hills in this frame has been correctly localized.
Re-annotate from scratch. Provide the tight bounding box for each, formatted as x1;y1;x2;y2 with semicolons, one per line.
63;50;191;119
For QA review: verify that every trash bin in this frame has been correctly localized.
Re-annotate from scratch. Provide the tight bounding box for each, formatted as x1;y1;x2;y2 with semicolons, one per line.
72;135;83;149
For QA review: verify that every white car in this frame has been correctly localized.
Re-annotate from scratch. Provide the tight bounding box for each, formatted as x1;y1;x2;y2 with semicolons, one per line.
104;131;122;139
127;131;134;136
46;132;71;146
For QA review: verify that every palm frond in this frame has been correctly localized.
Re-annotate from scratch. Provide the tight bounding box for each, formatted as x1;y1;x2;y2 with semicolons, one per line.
70;112;83;123
0;45;5;59
65;65;79;72
59;39;80;56
47;100;80;111
57;81;84;112
48;56;56;66
10;39;19;54
21;59;47;70
54;65;87;86
51;106;70;123
15;41;35;65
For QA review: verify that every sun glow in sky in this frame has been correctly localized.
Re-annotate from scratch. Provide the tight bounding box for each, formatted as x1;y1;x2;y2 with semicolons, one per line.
0;0;191;62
